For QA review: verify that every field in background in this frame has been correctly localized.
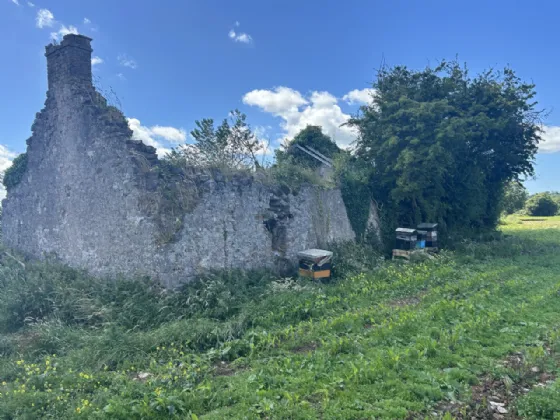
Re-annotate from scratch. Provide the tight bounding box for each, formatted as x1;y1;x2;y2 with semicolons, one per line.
0;217;559;418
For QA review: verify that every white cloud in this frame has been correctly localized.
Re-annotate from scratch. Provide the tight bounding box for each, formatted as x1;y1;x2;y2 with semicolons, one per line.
91;56;103;66
254;125;272;139
243;87;307;115
11;0;20;6
116;73;126;81
253;126;275;156
59;25;78;36
243;87;359;148
27;1;34;6
0;146;17;172
228;23;253;44
36;9;54;28
342;88;376;105
83;18;99;32
127;118;187;157
540;125;560;153
50;24;78;41
118;54;137;69
0;145;19;201
150;126;187;143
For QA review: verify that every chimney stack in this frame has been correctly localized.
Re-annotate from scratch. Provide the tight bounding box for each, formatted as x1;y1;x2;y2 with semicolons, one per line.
45;34;93;92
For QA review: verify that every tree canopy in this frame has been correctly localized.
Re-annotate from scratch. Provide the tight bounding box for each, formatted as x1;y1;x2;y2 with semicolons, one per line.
275;125;341;168
525;192;559;217
501;181;529;215
166;110;263;171
349;61;543;232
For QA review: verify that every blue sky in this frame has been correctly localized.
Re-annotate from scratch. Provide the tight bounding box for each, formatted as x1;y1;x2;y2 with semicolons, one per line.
1;0;558;195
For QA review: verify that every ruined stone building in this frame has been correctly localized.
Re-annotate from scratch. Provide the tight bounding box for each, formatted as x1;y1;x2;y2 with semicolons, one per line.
1;34;374;287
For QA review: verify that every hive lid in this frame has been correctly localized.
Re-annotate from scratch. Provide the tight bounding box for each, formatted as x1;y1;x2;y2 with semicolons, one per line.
297;249;333;260
395;228;417;234
417;223;438;229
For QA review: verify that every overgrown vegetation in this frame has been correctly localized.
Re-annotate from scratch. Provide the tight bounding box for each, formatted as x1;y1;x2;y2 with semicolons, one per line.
335;153;373;240
165;110;265;171
501;180;529;215
525;191;559;216
349;62;543;235
2;152;28;192
1;218;560;418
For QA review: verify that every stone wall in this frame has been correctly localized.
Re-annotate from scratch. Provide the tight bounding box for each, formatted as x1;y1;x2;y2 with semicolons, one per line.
1;34;369;287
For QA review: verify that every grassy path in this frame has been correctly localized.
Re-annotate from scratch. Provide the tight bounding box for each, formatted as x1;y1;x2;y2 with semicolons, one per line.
0;216;559;418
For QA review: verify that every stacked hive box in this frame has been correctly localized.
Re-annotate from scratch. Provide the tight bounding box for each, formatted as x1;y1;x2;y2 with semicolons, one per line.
417;223;438;252
393;228;418;260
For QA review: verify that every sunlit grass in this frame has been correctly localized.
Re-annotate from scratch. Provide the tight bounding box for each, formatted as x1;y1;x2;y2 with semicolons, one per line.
0;218;559;418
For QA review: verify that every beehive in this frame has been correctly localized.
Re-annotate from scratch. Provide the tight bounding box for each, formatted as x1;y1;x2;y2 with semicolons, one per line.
297;249;333;280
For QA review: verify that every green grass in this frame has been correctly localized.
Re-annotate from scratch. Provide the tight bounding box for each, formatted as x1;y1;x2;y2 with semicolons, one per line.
0;218;560;418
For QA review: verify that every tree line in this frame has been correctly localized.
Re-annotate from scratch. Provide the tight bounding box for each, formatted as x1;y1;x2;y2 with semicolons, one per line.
160;60;549;241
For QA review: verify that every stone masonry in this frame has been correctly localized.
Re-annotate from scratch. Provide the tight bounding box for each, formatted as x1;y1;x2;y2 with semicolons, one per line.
1;34;367;287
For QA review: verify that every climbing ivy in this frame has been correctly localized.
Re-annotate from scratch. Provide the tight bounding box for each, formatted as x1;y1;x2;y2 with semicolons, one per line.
3;152;28;192
335;153;372;241
340;177;370;240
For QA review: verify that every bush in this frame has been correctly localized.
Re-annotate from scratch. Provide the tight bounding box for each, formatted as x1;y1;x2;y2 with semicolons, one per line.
329;241;384;278
524;192;559;216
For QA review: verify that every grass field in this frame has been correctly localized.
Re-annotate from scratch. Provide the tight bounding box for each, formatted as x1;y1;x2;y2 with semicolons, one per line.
0;216;559;419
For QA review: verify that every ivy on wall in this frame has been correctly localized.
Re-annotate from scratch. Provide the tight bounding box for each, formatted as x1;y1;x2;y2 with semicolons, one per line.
340;176;371;240
3;153;28;192
335;154;372;241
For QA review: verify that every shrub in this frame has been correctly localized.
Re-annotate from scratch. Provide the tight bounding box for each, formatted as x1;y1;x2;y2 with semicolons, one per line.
524;192;559;216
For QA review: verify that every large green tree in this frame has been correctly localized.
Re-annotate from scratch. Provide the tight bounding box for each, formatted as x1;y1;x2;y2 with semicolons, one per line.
275;125;341;168
349;61;543;232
